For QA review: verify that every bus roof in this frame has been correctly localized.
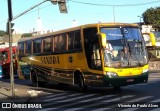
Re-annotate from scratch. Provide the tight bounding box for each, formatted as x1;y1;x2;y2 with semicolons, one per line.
18;23;139;43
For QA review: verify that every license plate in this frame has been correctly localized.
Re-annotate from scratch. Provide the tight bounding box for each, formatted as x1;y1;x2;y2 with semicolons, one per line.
127;79;134;82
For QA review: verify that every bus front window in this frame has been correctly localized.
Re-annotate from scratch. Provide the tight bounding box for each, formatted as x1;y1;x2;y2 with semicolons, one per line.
101;27;148;68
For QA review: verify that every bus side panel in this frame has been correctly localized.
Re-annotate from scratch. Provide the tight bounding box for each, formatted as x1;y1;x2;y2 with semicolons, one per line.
32;52;86;85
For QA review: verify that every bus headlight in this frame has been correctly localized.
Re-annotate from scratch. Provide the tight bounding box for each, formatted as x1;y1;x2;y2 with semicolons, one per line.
106;72;118;77
143;69;148;73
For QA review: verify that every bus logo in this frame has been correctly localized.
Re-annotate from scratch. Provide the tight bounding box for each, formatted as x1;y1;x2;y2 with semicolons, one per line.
68;56;73;63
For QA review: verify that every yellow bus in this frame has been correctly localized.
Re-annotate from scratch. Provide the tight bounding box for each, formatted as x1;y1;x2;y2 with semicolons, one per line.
17;23;149;90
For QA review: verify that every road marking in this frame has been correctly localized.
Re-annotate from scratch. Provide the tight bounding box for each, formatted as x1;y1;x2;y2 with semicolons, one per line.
43;93;98;107
41;92;69;99
103;95;134;102
35;87;160;111
48;95;116;109
58;93;97;102
126;96;152;102
81;95;115;102
62;95;135;111
42;94;116;111
151;98;160;102
62;108;83;111
150;108;160;111
37;108;57;111
43;93;82;102
91;108;110;111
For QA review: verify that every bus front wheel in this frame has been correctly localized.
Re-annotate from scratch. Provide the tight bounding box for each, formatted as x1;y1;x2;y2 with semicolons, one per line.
76;73;87;92
31;72;38;87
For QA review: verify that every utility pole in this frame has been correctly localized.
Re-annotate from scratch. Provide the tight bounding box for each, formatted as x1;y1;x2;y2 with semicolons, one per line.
138;15;142;24
113;6;115;22
7;0;15;98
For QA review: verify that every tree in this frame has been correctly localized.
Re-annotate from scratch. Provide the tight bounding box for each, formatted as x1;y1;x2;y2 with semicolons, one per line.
21;33;32;38
143;7;160;30
0;30;7;36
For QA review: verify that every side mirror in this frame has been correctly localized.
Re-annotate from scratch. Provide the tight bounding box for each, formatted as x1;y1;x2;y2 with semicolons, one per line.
149;32;156;47
99;33;106;47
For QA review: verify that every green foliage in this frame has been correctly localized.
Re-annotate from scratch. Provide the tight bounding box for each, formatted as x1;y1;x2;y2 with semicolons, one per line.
0;30;7;36
21;33;32;38
143;7;160;30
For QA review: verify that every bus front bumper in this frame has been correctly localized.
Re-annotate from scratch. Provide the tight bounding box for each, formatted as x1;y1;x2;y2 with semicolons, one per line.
103;72;149;87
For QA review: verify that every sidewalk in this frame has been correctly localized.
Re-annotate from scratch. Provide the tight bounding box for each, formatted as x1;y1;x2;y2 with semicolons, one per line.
0;86;31;103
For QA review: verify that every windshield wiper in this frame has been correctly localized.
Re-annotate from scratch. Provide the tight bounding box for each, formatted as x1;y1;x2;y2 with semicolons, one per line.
127;43;142;66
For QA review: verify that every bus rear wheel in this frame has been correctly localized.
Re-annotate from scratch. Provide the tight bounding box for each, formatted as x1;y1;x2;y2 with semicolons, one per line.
31;72;46;87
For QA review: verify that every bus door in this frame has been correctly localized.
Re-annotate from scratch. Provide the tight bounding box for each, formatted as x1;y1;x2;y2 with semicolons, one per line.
84;28;102;71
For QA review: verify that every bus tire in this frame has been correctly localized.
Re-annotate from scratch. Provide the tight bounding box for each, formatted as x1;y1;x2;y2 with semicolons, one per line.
37;81;46;87
31;71;46;87
31;71;38;87
76;73;87;92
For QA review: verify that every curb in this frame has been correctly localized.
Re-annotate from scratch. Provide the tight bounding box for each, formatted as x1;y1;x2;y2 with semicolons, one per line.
0;87;32;103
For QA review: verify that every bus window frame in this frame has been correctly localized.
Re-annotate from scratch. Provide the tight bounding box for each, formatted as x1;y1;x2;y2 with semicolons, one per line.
33;38;42;54
67;30;82;53
25;40;32;55
18;42;25;55
42;36;53;54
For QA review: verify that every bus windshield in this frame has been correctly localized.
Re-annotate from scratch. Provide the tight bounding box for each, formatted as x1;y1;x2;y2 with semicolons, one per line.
101;27;148;68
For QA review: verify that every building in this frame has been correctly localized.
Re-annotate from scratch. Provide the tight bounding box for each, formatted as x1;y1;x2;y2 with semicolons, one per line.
0;34;22;48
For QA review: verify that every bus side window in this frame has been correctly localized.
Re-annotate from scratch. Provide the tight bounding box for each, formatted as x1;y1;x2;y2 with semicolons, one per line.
43;37;52;53
54;36;59;52
68;30;81;51
26;41;32;54
68;32;74;51
59;34;67;51
33;39;41;54
74;31;81;50
18;42;24;55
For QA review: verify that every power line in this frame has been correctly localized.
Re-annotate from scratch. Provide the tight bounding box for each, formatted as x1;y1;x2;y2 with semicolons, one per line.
0;3;52;24
68;0;160;7
1;0;159;24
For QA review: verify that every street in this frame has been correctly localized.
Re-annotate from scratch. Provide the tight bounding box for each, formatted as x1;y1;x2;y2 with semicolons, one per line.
0;71;160;111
